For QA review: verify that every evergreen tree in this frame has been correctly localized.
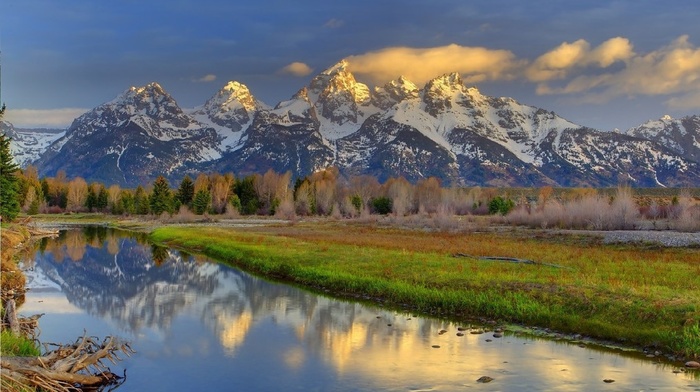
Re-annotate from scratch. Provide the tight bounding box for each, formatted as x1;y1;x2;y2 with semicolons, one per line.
0;134;21;221
233;176;259;215
176;175;195;207
134;186;150;215
192;189;211;215
96;185;109;211
229;193;242;213
85;185;97;212
41;178;50;203
27;186;44;215
118;189;135;215
150;176;173;215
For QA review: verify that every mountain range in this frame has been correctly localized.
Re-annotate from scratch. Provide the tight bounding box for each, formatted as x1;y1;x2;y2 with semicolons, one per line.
4;60;700;187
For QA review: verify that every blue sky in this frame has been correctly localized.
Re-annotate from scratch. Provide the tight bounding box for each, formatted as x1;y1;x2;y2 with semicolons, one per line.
2;0;699;130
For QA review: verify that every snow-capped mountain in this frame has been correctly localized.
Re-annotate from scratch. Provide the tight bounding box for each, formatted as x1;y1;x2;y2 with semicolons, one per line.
621;114;700;163
189;81;269;153
34;83;222;187
0;121;65;167
23;61;700;187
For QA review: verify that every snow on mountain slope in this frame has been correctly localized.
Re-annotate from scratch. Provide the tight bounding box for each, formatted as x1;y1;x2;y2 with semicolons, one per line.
622;114;700;163
190;81;269;152
305;60;382;140
26;60;700;187
1;121;65;167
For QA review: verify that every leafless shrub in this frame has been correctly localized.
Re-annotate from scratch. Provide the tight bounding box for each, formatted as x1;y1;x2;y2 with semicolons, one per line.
222;203;241;218
567;194;610;230
338;196;359;218
433;203;458;231
167;205;199;223
275;197;296;220
608;186;639;230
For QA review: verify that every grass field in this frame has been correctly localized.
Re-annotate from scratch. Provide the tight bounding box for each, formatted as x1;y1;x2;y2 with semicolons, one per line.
149;221;700;358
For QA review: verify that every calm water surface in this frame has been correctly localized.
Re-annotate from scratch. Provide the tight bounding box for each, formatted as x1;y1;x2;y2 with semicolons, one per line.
19;228;700;391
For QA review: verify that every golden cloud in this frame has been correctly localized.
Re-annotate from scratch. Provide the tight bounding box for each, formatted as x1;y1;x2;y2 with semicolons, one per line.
345;44;525;86
526;37;634;82
279;62;314;77
195;74;217;83
535;35;700;109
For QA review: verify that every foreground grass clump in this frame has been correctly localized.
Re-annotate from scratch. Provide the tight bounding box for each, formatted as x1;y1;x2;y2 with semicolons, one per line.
0;330;41;357
150;223;700;357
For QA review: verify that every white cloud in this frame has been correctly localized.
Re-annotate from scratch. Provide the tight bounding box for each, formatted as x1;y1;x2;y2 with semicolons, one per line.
194;74;217;83
533;35;700;109
4;108;88;128
278;62;314;77
346;44;525;86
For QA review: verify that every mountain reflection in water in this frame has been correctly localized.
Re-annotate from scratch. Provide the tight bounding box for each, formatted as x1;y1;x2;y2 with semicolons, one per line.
20;228;699;391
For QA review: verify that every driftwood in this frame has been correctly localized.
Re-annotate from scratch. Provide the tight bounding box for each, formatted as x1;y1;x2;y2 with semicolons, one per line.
452;253;570;269
4;299;20;335
2;298;43;340
1;333;134;391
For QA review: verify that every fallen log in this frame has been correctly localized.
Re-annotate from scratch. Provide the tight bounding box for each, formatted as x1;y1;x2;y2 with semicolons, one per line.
1;333;134;391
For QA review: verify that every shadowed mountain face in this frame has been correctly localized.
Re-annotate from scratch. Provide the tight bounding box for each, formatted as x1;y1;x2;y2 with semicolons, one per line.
10;62;699;187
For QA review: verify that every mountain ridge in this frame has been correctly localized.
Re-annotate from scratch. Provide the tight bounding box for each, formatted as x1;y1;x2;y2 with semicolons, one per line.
4;60;700;187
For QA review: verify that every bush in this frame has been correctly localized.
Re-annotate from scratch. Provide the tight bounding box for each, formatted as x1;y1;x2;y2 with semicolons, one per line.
488;196;515;215
370;197;393;215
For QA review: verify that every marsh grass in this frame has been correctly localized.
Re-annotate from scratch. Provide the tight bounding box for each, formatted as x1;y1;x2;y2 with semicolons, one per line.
151;223;700;357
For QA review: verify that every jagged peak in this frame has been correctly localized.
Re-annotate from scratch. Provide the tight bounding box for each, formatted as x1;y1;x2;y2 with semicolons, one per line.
429;72;463;86
387;75;418;92
221;81;251;94
208;81;259;113
129;82;167;97
309;60;360;93
320;59;350;75
292;87;311;102
423;72;466;97
373;76;420;105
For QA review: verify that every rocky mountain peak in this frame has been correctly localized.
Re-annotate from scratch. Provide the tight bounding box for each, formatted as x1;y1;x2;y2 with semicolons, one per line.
372;76;420;109
291;87;312;103
421;73;468;116
200;81;261;117
111;82;182;118
424;72;465;94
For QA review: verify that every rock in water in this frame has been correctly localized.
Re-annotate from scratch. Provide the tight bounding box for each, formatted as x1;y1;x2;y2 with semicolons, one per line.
685;361;700;368
476;376;494;383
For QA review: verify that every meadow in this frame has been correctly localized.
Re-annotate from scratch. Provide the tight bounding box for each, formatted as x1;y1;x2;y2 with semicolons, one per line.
150;221;700;358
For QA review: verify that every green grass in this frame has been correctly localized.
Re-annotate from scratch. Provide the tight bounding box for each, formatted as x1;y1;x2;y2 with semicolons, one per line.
151;224;700;357
1;330;40;357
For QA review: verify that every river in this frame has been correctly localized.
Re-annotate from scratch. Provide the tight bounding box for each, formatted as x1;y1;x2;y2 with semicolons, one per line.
19;228;699;391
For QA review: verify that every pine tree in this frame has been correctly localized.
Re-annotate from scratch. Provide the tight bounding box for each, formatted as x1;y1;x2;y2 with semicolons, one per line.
176;175;195;207
97;185;109;211
192;189;211;215
150;176;173;215
134;186;150;215
0;134;21;221
85;185;97;212
233;176;259;215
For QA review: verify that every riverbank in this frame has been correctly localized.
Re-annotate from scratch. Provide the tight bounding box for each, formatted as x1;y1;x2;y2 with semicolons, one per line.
147;221;700;359
20;214;700;359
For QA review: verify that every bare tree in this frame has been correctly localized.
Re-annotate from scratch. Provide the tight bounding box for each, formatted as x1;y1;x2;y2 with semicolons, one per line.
66;177;88;212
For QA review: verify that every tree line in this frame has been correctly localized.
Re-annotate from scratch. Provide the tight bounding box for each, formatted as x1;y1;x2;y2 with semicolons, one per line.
1;132;698;231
